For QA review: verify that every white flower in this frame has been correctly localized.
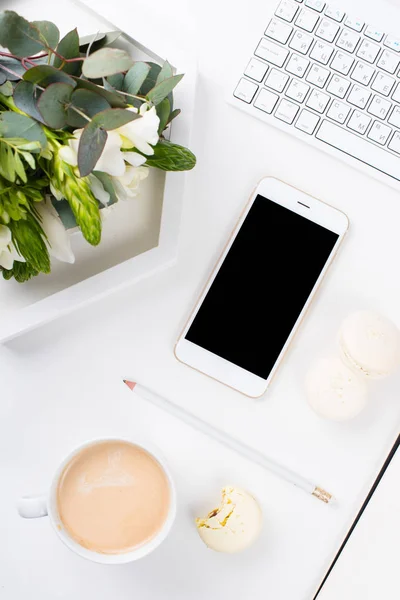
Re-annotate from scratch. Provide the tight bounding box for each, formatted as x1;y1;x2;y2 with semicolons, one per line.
36;198;75;264
118;105;160;155
0;224;24;270
112;166;149;201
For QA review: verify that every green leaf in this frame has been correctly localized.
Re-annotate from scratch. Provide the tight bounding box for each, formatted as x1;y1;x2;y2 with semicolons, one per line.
0;71;6;85
9;214;50;273
73;77;127;108
5;145;15;181
147;74;183;106
0;11;43;56
0;81;13;96
166;108;181;126
13;151;27;182
37;83;74;129
53;28;80;75
93;170;118;205
78;120;107;177
156;60;173;85
67;88;110;127
156;98;170;134
82;47;134;79
138;139;196;171
13;80;46;124
2;260;39;283
106;73;124;90
92;108;139;130
139;62;161;96
123;62;150;95
23;65;77;88
32;20;60;49
0;112;46;147
79;31;121;53
20;151;35;169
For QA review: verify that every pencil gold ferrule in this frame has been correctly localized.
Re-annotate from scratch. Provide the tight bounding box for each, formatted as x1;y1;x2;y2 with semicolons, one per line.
312;487;333;504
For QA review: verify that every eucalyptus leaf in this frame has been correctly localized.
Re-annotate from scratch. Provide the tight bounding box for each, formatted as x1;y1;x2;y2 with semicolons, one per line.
137;139;196;171
106;73;124;90
13;80;46;124
166;108;181;126
67;88;110;128
0;71;6;85
78;121;107;176
73;76;127;108
123;62;150;95
0;80;13;96
53;28;80;75
0;57;27;80
23;65;77;88
156;60;173;85
79;32;106;49
79;31;121;53
92;108;139;130
0;11;43;56
93;170;118;205
156;98;170;134
0;112;46;147
32;20;60;49
138;62;161;96
147;74;183;106
82;47;134;79
37;82;74;129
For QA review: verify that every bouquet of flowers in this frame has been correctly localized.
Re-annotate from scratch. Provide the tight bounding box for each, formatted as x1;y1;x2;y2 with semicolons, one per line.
0;10;196;282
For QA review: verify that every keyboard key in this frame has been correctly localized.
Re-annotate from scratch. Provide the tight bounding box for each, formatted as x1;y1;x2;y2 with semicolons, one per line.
344;15;364;32
289;29;313;54
367;95;391;119
275;98;300;123
255;39;289;67
347;85;370;109
295;108;320;132
388;131;400;153
286;53;310;76
295;8;319;32
347;110;371;134
315;18;339;42
384;34;400;53
234;78;258;103
265;18;293;44
377;50;400;74
371;72;395;96
351;61;375;85
324;5;345;22
275;0;299;22
336;29;360;53
286;78;310;102
392;83;400;103
388;106;400;128
305;0;325;12
327;74;350;98
316;120;400;181
364;25;384;43
356;39;380;64
368;121;392;145
310;40;334;64
244;58;269;82
254;88;279;113
327;99;350;123
265;68;290;92
306;88;330;112
331;51;354;75
306;63;330;87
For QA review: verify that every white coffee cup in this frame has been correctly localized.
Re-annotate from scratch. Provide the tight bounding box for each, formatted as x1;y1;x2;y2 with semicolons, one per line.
17;437;177;564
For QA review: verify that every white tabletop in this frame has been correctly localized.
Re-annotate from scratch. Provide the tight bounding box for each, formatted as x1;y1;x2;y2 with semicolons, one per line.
1;0;400;598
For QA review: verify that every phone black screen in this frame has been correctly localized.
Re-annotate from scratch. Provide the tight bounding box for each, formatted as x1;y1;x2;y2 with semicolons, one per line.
185;194;339;380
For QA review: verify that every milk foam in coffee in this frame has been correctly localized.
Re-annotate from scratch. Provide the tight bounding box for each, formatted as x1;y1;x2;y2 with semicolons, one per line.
57;440;170;554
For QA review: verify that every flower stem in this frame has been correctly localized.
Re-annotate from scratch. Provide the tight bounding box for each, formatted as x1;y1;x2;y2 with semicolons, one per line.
69;105;91;122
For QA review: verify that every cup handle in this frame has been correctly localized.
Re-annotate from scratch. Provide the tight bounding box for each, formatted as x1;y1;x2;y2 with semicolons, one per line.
17;494;48;518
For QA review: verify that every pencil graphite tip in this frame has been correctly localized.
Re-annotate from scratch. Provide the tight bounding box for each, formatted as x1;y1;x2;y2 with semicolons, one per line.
123;379;136;391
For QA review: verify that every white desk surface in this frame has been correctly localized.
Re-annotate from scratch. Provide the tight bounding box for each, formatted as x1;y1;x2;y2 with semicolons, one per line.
1;0;400;598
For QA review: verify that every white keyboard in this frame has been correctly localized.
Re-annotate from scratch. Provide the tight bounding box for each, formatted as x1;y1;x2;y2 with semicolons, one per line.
230;0;400;189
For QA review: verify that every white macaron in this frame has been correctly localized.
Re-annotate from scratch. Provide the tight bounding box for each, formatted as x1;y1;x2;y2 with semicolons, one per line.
306;356;368;421
338;311;400;378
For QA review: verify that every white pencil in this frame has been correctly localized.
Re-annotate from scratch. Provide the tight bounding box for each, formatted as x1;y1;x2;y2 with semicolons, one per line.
123;379;335;505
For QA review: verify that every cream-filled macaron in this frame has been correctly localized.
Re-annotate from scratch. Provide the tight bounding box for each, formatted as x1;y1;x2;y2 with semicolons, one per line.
338;311;400;378
306;356;368;421
195;486;262;553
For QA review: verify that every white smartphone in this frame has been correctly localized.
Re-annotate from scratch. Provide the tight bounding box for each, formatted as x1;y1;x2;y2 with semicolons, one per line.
175;177;349;398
